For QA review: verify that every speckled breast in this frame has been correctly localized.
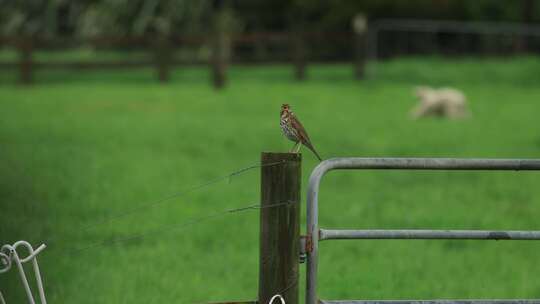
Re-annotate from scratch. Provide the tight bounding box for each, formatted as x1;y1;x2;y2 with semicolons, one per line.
280;116;299;142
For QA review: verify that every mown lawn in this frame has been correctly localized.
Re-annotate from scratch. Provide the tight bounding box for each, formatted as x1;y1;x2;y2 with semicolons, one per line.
1;57;540;303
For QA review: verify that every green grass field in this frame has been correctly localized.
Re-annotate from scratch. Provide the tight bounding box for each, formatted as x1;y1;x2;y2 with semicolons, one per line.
1;57;540;303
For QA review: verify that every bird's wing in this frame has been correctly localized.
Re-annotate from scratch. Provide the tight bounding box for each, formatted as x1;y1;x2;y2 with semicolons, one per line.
290;113;312;144
290;113;322;161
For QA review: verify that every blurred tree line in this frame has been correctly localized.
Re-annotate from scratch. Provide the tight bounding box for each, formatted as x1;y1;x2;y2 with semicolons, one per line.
0;0;211;39
1;0;538;85
1;0;539;39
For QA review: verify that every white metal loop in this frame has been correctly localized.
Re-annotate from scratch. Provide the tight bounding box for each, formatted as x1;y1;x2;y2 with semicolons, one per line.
269;294;285;304
0;251;11;274
12;241;46;264
0;241;47;304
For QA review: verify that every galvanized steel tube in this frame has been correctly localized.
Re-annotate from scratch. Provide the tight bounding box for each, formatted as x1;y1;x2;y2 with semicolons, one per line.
319;229;540;241
320;300;540;304
306;158;540;304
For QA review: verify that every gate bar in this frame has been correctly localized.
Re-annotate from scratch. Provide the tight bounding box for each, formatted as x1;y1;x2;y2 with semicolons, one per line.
307;158;540;304
320;229;540;241
320;300;540;304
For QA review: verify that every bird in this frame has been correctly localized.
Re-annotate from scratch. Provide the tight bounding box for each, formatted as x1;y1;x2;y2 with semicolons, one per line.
280;104;322;161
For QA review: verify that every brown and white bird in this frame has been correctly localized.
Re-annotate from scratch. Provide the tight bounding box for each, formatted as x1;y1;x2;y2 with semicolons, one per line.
280;104;322;161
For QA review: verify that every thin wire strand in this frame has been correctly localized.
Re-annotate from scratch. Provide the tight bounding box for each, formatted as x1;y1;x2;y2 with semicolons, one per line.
40;160;286;245
192;274;298;304
43;199;298;303
75;160;284;229
261;274;299;304
56;200;294;257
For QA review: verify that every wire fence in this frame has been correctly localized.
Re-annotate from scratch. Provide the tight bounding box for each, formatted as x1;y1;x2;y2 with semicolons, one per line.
32;160;286;249
64;199;294;256
368;19;540;61
2;159;295;303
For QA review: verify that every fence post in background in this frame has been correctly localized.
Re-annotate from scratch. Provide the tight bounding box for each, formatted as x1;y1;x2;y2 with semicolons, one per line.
352;14;367;80
259;152;301;304
254;34;268;62
18;38;33;84
291;30;307;81
513;0;535;53
153;37;171;83
210;6;233;90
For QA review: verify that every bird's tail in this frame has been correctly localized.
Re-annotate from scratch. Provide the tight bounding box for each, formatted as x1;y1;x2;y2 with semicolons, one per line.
305;142;322;162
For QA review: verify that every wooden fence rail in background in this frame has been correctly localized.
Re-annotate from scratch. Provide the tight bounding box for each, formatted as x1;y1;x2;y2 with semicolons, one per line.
3;19;537;88
0;30;360;88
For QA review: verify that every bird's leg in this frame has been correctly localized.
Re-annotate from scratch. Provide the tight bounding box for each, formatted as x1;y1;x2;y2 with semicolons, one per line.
289;142;299;153
294;141;302;153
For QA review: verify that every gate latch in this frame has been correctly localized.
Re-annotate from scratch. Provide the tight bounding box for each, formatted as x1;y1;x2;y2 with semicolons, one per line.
299;234;312;263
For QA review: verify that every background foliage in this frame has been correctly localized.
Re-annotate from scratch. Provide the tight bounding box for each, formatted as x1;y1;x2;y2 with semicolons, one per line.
1;1;539;38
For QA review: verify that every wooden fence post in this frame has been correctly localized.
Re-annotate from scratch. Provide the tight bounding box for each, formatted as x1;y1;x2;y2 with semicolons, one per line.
259;152;301;304
154;37;171;83
18;39;33;84
210;6;233;90
352;14;367;80
291;31;306;81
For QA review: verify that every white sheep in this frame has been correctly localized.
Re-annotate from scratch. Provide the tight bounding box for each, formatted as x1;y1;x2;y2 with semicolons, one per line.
411;86;470;119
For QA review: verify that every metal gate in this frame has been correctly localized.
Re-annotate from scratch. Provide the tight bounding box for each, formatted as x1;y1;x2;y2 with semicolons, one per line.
305;158;540;304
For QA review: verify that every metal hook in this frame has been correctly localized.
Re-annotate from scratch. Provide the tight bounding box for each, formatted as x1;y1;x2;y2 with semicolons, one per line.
0;241;47;304
0;251;12;274
268;294;285;304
